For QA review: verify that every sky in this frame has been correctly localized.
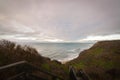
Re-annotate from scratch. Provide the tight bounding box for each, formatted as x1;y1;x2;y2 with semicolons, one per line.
0;0;120;42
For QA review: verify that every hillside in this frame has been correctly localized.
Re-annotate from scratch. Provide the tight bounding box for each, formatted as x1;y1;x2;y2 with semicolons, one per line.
0;40;68;80
67;40;120;80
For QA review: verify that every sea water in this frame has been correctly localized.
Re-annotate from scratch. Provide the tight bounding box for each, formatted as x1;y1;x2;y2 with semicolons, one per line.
20;42;94;62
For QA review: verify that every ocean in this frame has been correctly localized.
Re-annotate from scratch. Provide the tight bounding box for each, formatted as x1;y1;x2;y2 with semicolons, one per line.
20;42;94;62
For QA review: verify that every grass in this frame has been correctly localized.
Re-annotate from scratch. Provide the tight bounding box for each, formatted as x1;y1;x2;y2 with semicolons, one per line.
91;60;114;69
74;62;85;69
68;40;120;80
89;47;103;56
41;63;50;71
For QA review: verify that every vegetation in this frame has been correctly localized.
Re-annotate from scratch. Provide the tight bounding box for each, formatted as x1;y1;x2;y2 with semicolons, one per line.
0;40;67;80
0;40;120;80
67;40;120;80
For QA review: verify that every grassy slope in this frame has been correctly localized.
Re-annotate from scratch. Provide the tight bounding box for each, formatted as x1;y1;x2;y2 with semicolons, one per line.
67;40;120;80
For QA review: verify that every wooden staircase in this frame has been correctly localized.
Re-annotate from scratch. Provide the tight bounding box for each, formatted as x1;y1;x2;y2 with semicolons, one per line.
0;61;90;80
0;61;63;80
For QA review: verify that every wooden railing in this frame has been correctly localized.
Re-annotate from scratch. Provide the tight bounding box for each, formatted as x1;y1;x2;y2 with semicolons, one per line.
69;66;90;80
0;61;63;80
0;61;90;80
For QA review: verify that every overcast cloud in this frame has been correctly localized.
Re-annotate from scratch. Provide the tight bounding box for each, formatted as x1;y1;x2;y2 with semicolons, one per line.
0;0;120;42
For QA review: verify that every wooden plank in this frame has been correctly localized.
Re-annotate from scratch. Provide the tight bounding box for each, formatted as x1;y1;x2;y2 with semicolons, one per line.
0;61;27;71
28;73;48;80
7;72;26;80
69;66;78;80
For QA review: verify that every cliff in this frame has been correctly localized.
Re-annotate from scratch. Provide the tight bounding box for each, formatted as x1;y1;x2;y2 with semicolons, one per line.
67;40;120;80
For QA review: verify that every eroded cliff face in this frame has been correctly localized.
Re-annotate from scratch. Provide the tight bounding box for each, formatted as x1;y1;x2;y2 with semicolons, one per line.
67;40;120;80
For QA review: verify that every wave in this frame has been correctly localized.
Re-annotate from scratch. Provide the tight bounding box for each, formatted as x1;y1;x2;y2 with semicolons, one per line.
25;43;94;62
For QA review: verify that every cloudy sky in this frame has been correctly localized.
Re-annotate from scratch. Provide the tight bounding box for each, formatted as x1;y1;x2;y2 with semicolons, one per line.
0;0;120;42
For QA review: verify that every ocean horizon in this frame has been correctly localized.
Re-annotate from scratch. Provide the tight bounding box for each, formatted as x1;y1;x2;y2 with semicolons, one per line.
19;42;94;62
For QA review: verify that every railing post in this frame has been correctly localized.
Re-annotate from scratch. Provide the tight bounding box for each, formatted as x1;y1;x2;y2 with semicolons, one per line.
69;66;78;80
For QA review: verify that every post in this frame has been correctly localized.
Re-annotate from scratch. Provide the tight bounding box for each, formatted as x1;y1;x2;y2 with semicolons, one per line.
69;66;78;80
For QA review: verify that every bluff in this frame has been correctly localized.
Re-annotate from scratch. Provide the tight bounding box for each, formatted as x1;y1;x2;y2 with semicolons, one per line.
67;40;120;80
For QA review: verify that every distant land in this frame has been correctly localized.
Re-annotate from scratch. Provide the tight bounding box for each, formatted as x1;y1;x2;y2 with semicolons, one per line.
0;40;120;80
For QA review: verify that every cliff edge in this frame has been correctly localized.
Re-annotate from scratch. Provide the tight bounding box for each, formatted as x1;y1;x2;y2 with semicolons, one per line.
67;40;120;80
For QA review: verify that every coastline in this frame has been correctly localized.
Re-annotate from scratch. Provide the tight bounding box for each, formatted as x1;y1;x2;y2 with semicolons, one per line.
28;42;94;63
0;40;120;80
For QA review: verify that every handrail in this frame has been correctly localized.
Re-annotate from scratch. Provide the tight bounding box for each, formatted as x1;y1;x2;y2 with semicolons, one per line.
0;61;64;80
69;66;90;80
0;61;27;71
